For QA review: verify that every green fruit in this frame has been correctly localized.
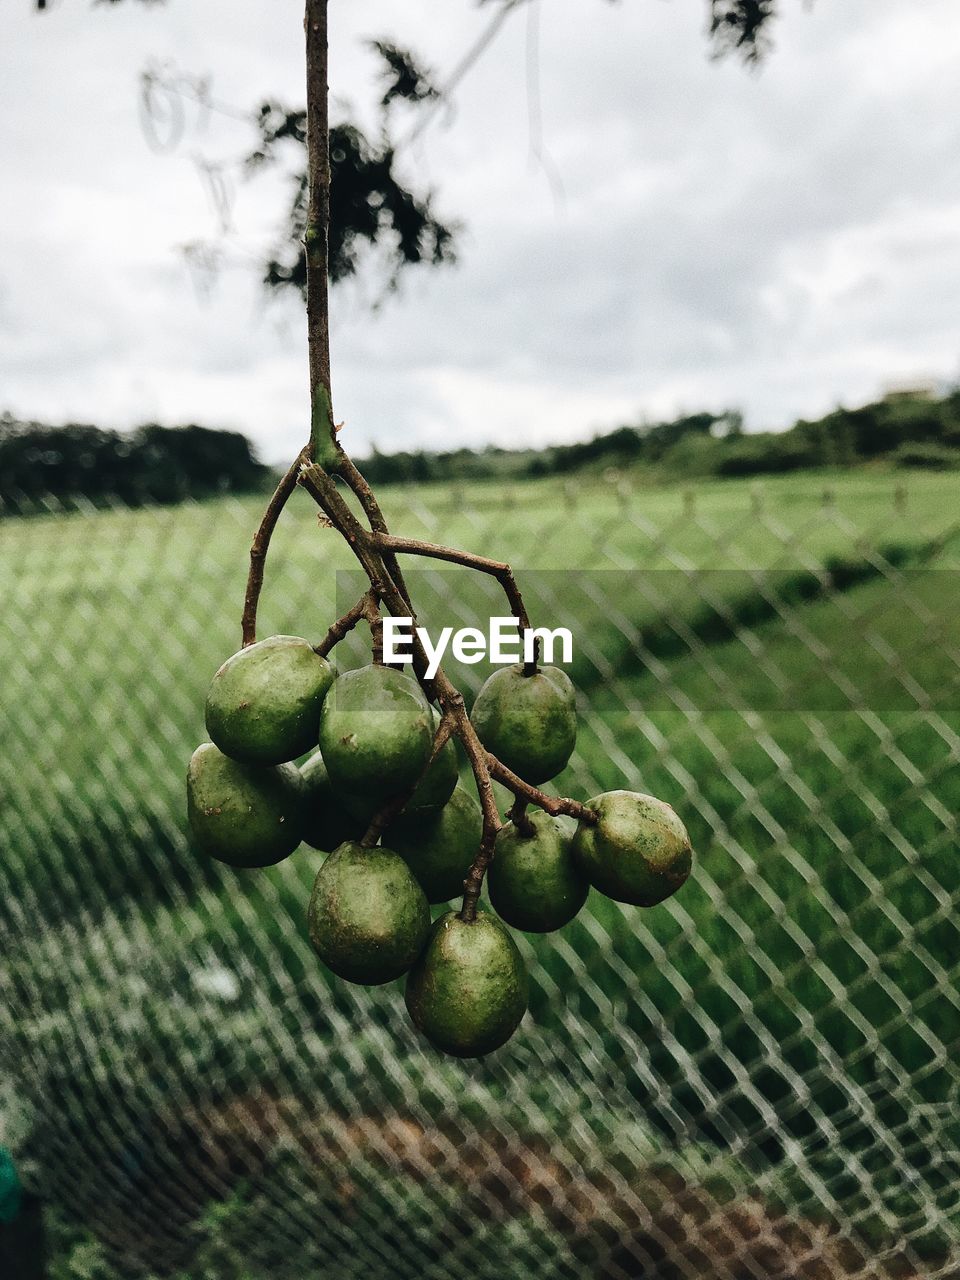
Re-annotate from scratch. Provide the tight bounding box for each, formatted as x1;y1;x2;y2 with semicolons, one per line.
571;790;692;906
385;785;482;903
470;663;576;784
186;741;306;867
307;842;431;985
318;665;433;802
299;751;364;852
489;810;588;932
340;706;458;824
205;635;334;765
405;910;528;1057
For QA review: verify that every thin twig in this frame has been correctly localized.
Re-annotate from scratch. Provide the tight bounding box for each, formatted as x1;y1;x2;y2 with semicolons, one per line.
401;0;529;147
241;448;307;646
374;532;539;674
360;712;457;848
335;450;413;608
454;709;502;923
314;590;376;658
487;755;599;825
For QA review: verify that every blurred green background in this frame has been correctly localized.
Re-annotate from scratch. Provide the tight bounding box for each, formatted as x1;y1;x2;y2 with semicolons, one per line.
1;466;958;1278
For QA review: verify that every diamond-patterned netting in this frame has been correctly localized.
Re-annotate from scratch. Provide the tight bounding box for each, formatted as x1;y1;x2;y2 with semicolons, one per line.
0;473;958;1278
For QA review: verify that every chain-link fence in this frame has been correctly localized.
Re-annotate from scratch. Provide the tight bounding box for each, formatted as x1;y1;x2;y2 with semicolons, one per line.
1;470;958;1278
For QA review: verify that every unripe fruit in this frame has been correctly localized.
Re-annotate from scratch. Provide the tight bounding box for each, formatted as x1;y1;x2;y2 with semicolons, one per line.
470;663;576;785
385;785;482;903
341;706;458;824
318;665;433;802
186;741;306;867
489;810;588;932
307;842;431;986
205;635;334;765
572;790;692;906
299;751;364;852
405;910;528;1057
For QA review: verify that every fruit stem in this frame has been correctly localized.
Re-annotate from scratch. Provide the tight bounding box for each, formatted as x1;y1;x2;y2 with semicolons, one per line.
367;601;385;665
241;447;308;646
360;712;457;848
507;798;536;838
335;452;413;608
459;821;497;924
314;590;376;658
372;532;540;673
487;755;599;825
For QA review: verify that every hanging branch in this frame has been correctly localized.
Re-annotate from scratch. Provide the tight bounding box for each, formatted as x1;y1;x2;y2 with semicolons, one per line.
486;757;598;825
304;0;336;467
314;589;384;662
359;712;457;849
241;0;597;920
241;447;307;646
373;532;540;673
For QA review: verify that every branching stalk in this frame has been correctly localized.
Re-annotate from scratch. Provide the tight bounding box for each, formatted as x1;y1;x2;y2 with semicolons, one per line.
314;590;376;658
373;532;539;674
487;756;599;825
360;713;457;849
241;447;308;646
335;450;413;608
245;0;590;921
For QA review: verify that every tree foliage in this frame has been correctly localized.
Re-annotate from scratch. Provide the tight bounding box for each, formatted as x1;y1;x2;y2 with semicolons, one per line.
247;108;457;295
708;0;779;61
35;0;785;293
368;41;440;110
355;393;960;485
0;417;269;508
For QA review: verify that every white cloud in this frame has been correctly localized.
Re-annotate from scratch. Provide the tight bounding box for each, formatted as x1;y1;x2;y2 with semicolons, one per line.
2;0;960;461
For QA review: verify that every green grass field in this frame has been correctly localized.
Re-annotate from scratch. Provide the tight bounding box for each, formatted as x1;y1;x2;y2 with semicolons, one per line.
2;466;958;1275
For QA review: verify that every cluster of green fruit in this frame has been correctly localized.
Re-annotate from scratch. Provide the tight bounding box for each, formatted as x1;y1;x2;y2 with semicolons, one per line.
186;634;692;1058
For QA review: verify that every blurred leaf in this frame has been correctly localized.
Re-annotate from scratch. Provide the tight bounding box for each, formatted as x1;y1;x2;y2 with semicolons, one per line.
708;0;779;61
367;40;440;110
250;109;457;297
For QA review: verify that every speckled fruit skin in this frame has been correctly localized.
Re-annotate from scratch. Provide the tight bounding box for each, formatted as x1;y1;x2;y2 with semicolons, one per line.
341;706;458;824
307;842;431;985
318;666;433;802
489;810;588;932
572;790;692;906
385;785;482;903
299;752;364;852
205;635;334;766
470;663;576;785
405;910;528;1058
186;741;306;867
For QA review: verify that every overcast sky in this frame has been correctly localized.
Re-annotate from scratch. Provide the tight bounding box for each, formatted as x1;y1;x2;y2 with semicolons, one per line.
3;0;960;462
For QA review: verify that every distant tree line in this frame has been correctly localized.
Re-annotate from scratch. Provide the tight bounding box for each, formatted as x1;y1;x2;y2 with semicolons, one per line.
357;391;960;485
3;388;957;510
0;416;269;509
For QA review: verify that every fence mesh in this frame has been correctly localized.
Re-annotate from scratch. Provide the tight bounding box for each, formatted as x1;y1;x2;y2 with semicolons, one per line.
0;471;958;1279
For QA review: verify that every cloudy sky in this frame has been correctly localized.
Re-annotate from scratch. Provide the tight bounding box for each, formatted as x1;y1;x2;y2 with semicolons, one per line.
3;0;960;462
